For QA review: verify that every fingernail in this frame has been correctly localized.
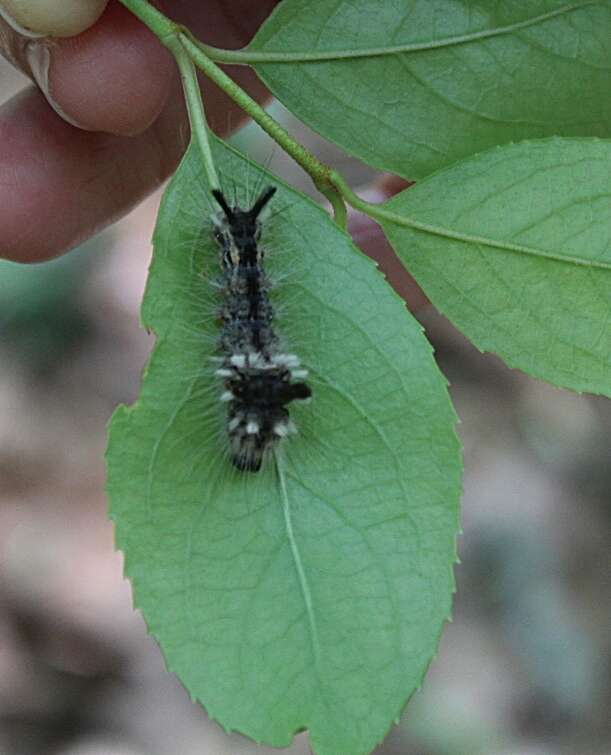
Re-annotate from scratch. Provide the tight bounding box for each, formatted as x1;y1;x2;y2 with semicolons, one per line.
26;40;84;129
26;40;51;93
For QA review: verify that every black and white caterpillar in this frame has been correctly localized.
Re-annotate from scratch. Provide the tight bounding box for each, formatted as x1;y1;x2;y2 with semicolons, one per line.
211;185;312;472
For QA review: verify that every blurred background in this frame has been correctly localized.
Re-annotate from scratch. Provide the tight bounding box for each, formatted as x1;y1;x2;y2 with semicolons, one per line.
1;60;610;755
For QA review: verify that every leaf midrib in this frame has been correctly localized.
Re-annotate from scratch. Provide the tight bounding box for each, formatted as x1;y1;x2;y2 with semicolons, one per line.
244;2;600;64
275;452;321;673
377;204;611;271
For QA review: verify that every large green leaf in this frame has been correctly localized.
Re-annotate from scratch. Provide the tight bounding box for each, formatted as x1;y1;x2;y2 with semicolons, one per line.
248;0;611;178
106;143;461;755
381;137;611;396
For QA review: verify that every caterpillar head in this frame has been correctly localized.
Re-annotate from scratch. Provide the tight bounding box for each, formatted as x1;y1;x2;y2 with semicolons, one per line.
212;186;277;265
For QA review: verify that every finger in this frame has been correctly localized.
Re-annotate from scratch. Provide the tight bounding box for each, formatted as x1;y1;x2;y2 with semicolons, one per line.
0;1;277;263
349;177;428;312
0;85;187;263
0;1;175;137
0;0;278;138
168;0;278;134
0;0;109;37
0;60;270;264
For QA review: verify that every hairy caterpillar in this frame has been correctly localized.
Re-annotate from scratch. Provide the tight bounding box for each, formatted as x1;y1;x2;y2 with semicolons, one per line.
211;186;312;472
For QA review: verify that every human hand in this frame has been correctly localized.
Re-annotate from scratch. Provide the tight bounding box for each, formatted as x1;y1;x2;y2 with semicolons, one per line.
0;0;425;309
0;0;277;262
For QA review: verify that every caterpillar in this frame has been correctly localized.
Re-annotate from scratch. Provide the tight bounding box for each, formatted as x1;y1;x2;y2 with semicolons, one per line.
211;185;312;472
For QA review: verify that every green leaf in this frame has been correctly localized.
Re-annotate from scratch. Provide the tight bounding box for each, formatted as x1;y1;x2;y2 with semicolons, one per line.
380;137;611;396
248;0;611;178
106;142;461;755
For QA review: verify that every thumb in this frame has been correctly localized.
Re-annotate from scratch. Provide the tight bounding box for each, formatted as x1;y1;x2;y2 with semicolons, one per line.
0;0;109;38
0;0;174;136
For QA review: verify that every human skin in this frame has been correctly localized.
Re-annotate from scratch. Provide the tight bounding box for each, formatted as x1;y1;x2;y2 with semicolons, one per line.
0;0;425;308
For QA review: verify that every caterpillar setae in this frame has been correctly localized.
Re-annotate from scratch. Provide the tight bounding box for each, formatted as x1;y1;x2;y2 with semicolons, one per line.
211;185;312;472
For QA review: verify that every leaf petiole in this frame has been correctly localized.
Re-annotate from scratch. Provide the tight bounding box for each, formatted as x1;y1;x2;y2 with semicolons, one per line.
117;0;348;228
179;34;348;228
116;0;176;41
167;37;220;191
329;170;611;272
117;0;219;189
